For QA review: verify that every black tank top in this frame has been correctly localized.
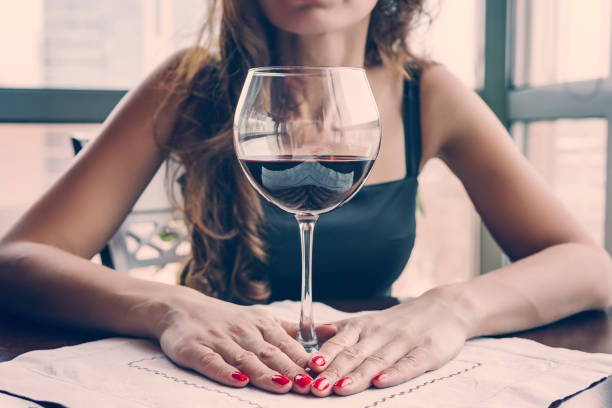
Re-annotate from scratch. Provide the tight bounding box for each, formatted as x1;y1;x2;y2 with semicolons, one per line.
262;73;422;301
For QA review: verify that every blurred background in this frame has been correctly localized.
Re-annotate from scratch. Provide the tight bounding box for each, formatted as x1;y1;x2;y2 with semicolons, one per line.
0;0;610;297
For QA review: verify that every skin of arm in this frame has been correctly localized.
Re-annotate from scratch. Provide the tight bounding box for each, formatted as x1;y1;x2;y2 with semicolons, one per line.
0;53;177;331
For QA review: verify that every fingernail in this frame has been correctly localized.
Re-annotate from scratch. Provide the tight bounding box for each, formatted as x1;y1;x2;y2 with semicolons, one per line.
232;371;249;382
313;377;330;391
294;373;313;388
334;377;353;388
323;323;334;326
372;373;386;383
271;374;291;386
311;355;326;367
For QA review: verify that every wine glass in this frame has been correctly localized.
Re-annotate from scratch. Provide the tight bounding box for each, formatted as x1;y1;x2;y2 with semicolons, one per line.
233;66;381;352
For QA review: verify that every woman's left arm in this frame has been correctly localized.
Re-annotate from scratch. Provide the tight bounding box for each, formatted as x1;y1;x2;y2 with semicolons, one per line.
422;64;612;333
308;65;612;397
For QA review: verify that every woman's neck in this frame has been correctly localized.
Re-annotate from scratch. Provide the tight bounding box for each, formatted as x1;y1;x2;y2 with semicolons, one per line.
275;16;370;67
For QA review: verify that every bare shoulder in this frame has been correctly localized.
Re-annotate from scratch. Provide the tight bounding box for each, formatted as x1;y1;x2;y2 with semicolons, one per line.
416;63;594;259
112;48;194;136
418;63;491;167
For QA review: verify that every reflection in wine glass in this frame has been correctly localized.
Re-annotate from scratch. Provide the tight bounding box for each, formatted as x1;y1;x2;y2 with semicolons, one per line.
263;160;355;209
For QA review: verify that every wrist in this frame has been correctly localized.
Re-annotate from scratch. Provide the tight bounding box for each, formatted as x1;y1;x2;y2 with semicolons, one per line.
116;280;194;339
142;283;221;339
423;282;482;339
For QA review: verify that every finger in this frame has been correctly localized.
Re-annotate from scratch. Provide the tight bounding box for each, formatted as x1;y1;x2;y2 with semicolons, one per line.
371;345;440;389
261;325;315;393
332;340;409;396
308;323;360;374
279;320;299;338
262;323;311;367
173;344;250;387
244;332;314;394
214;340;293;393
280;320;339;346
234;331;307;378
316;323;339;344
311;335;386;397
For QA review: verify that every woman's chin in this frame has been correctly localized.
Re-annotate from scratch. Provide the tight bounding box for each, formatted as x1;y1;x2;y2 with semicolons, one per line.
258;0;376;36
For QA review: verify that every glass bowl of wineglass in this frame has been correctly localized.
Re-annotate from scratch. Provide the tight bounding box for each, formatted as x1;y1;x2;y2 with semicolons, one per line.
234;66;381;352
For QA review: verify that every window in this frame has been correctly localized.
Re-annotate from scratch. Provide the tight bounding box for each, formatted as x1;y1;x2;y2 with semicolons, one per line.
513;119;608;245
0;124;171;236
393;159;479;297
0;0;206;235
0;124;94;235
413;0;485;89
508;0;612;254
0;0;208;89
513;0;611;87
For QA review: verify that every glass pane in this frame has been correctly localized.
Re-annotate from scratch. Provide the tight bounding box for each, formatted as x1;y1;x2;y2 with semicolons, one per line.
0;0;207;89
392;159;479;297
412;0;485;89
513;0;611;87
0;124;170;236
0;124;93;235
520;119;608;245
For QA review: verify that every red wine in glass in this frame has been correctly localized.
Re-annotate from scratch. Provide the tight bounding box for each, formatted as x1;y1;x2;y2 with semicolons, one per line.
240;155;374;214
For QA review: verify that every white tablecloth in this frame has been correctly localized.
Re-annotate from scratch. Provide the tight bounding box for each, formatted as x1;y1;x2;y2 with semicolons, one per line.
1;301;611;407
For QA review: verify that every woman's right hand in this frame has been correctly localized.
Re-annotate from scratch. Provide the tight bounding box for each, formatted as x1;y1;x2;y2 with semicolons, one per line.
152;286;335;394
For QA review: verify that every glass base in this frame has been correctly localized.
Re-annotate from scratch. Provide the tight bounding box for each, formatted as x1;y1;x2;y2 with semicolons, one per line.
297;336;319;353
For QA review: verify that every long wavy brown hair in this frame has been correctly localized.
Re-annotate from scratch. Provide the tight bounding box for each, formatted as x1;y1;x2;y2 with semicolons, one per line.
158;0;427;304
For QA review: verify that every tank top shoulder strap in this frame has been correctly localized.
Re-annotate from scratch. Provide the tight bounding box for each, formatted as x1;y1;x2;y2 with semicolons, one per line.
402;67;423;177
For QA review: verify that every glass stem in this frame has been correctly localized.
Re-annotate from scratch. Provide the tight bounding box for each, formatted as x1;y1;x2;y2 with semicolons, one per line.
295;213;319;352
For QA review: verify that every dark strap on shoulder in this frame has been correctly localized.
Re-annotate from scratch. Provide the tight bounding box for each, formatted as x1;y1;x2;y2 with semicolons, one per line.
403;70;423;176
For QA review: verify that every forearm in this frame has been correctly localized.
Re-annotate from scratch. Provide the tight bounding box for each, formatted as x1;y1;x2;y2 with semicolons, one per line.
442;242;612;338
0;240;178;338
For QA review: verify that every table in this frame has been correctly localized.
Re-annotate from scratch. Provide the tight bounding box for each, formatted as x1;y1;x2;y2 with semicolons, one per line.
1;297;611;407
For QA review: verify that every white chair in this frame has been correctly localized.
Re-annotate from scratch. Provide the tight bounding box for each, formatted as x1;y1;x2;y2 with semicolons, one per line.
71;137;189;277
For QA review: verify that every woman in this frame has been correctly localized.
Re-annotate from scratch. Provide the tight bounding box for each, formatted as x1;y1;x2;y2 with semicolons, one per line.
0;0;610;398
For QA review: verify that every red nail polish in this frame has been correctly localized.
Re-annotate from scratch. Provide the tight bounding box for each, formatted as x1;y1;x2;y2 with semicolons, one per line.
294;374;313;388
323;323;334;326
334;377;353;388
311;355;326;367
313;377;330;391
232;371;249;382
372;373;386;383
271;374;291;386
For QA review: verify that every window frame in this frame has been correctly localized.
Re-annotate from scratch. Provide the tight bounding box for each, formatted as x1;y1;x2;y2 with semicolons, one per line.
477;0;511;273
0;89;124;123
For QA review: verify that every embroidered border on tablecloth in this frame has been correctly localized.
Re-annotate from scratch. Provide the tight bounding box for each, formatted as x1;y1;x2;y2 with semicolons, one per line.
363;361;482;407
128;355;482;408
128;356;264;408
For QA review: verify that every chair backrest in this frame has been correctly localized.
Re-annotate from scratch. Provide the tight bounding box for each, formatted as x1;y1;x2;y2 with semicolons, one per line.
71;137;189;274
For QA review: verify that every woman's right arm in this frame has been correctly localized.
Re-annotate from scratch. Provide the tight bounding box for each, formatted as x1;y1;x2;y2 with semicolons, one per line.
0;52;178;331
0;54;328;393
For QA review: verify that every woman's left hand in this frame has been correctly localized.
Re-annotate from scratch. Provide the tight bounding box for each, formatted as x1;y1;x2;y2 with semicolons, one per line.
308;285;472;396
